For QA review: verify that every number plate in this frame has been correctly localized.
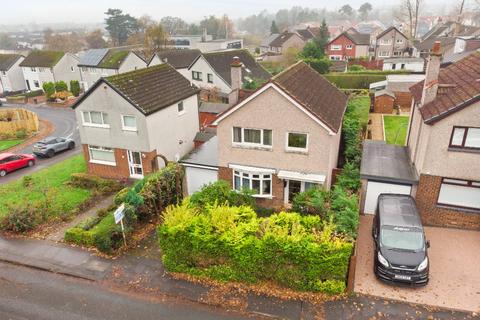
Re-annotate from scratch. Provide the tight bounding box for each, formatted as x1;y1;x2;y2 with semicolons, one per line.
394;274;411;281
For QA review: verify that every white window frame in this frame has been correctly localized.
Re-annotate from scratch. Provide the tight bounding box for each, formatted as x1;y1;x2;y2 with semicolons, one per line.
286;132;309;153
121;115;137;132
380;39;391;45
330;44;342;51
177;101;185;115
33;80;40;88
346;44;353;50
232;127;272;149
233;170;272;198
81;111;110;128
192;71;202;81
437;178;480;210
378;51;390;58
329;55;342;61
30;67;37;72
88;145;116;166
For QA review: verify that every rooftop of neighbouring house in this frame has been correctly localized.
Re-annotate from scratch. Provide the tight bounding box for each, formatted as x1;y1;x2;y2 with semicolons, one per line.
151;49;201;69
361;140;419;184
199;101;230;114
410;51;480;124
19;50;65;68
181;135;218;169
271;61;348;133
269;32;302;47
78;48;141;69
0;54;23;71
72;63;199;116
330;28;370;45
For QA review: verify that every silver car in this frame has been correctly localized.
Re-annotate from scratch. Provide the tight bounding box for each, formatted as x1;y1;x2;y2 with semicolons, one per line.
33;137;75;158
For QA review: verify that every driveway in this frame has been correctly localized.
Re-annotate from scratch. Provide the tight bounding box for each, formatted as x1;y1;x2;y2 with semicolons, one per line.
354;215;480;313
0;103;80;184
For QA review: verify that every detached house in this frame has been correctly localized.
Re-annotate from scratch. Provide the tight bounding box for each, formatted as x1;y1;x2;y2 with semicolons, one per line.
0;54;26;94
72;64;200;180
375;26;412;59
326;28;370;61
187;49;271;101
182;61;347;208
261;32;307;55
361;43;480;230
20;51;80;91
78;48;146;91
147;49;201;78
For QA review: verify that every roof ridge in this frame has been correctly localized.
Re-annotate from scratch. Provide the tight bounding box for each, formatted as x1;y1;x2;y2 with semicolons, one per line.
271;60;304;80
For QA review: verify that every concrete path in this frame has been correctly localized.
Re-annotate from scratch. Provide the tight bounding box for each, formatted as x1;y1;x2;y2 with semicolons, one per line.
46;194;115;242
368;113;384;141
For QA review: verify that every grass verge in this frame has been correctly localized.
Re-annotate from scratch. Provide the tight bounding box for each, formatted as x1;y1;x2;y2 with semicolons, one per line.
0;139;24;151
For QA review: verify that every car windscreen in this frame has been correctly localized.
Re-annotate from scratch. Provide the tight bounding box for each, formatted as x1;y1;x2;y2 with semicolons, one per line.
380;225;424;252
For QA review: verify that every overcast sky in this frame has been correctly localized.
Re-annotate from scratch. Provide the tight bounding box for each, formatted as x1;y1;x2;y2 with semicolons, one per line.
0;0;462;25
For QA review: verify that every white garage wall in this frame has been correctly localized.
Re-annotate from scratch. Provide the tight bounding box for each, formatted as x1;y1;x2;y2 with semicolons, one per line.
185;166;218;195
364;181;412;214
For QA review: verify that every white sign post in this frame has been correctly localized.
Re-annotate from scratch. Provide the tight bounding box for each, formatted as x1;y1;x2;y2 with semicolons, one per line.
114;203;127;246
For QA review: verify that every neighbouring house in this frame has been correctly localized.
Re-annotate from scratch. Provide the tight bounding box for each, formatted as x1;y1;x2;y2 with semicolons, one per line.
326;28;370;61
20;50;80;91
370;74;425;113
182;61;347;209
261;32;307;55
72;64;200;180
382;57;425;72
355;20;385;46
361;43;480;230
375;26;412;59
260;33;280;54
187;49;271;101
78;48;146;91
0;54;26;94
295;27;319;42
198;101;230;129
167;32;243;52
147;49;201;78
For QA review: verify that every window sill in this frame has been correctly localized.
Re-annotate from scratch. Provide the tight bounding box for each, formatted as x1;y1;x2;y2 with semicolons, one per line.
436;204;480;215
83;123;110;129
232;144;273;151
122;127;138;132
448;147;480;154
89;159;116;167
285;148;308;155
178;111;186;116
252;195;273;199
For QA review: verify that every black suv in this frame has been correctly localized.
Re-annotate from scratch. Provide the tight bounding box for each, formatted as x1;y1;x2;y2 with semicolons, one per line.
372;194;430;286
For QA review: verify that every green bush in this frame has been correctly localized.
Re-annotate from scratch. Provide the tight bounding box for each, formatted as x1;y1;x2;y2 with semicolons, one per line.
336;162;361;193
348;64;366;72
70;80;80;97
92;214;123;253
324;74;386;89
55;81;68;92
114;187;129;205
68;173;122;194
42;82;55;99
292;187;330;218
24;89;44;98
15;129;27;139
330;186;359;238
64;227;95;246
0;205;47;232
189;180;255;212
304;58;331;74
158;203;353;294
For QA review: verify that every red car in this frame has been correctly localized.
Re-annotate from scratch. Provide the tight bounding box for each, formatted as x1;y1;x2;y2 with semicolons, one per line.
0;153;35;177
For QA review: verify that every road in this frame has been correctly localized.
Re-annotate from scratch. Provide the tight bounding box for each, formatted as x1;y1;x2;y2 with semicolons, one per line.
0;261;254;320
0;103;80;184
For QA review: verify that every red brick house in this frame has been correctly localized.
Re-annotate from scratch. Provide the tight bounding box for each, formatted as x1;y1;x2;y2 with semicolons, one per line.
326;28;370;61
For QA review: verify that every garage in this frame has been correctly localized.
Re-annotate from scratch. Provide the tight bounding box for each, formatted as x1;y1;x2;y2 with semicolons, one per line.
180;136;218;195
360;141;418;214
363;181;412;214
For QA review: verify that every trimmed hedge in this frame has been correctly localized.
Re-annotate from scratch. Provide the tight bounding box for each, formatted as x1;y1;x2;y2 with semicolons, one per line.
158;203;352;294
324;74;386;89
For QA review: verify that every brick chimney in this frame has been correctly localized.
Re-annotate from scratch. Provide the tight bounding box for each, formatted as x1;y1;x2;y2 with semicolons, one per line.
421;41;442;106
228;56;242;106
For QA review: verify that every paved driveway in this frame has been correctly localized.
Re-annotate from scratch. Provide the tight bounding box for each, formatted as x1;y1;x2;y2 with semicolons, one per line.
354;215;480;313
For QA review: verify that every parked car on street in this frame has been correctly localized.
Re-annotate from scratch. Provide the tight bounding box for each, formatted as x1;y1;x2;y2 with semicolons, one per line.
0;153;35;177
33;137;75;158
372;194;430;286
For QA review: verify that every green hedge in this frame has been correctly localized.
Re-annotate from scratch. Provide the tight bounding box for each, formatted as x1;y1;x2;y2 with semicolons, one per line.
158;203;352;294
324;74;386;89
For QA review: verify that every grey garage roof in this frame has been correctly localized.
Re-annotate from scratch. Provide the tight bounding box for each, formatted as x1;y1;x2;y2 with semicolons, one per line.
361;140;418;184
180;135;218;169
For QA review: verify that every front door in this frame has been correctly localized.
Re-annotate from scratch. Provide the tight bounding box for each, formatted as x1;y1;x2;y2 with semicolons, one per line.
127;150;143;179
286;180;302;203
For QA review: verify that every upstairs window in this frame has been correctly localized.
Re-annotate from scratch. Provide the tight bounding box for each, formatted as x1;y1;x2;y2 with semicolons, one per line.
450;126;480;150
177;101;185;114
287;132;308;152
121;115;137;131
330;44;342;51
30;67;37;72
82;111;109;128
233;127;272;147
207;73;213;83
346;44;353;50
192;71;202;81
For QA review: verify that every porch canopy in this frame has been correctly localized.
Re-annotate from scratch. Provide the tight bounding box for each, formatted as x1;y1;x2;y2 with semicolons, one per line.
277;170;326;184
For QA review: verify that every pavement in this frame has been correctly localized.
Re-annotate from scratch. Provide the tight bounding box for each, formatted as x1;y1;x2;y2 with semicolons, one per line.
354;215;480;313
0;102;80;184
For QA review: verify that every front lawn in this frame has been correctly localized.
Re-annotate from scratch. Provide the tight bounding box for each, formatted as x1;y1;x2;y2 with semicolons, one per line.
0;154;90;218
384;115;409;146
0;139;24;151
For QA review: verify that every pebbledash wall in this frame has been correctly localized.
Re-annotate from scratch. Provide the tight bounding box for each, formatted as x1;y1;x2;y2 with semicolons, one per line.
82;145;157;180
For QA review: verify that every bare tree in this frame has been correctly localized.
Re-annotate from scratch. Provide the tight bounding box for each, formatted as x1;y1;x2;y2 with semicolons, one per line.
397;0;423;39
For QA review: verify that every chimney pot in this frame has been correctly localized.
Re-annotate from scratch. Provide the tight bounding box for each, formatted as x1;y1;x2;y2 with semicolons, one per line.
432;41;442;55
231;56;242;67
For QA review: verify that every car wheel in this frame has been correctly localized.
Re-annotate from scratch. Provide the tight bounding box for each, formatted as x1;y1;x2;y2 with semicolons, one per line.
47;149;55;158
0;170;6;177
68;142;75;150
27;160;34;167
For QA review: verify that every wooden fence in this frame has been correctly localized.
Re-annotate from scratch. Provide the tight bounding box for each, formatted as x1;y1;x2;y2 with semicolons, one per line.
0;108;39;136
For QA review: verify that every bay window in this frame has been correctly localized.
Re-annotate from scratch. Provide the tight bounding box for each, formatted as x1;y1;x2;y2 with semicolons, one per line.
437;178;480;210
233;170;272;196
449;126;480;150
232;127;272;147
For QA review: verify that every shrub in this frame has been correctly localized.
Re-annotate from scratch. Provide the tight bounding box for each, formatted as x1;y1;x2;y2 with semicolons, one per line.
114;187;129;205
70;80;80;97
42;82;55;99
336;162;361;193
158;204;352;294
51;91;72;101
24;89;44;98
22;175;33;188
330;186;359;238
64;227;95;246
304;57;331;74
0;205;46;232
189;180;255;212
348;64;366;72
68;173;122;194
15;129;27;139
292;187;330;218
92;214;123;253
55;81;68;92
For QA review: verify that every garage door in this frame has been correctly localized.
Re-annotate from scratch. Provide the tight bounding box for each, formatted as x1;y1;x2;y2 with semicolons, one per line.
364;181;412;214
185;166;218;195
